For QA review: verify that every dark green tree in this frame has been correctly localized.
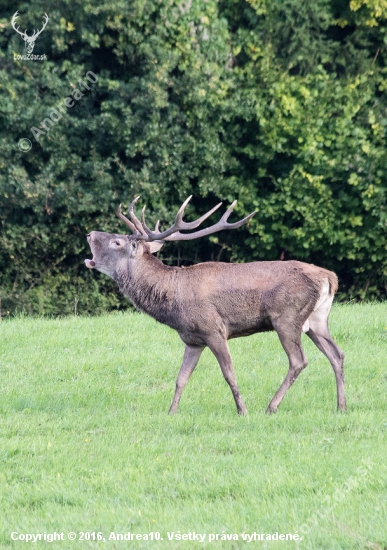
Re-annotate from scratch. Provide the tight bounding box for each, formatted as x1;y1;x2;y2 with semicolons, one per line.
0;0;386;316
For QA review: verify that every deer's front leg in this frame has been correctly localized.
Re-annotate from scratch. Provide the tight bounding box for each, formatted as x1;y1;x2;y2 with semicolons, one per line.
206;335;247;415
169;344;204;414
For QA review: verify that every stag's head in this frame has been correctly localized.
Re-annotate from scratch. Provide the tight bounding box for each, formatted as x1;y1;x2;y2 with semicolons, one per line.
12;11;49;54
85;197;256;280
85;231;162;280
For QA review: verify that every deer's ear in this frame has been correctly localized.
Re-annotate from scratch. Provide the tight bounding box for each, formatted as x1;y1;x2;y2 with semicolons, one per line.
148;241;164;254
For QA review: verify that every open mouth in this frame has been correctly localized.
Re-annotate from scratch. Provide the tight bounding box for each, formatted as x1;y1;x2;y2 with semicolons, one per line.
85;259;96;268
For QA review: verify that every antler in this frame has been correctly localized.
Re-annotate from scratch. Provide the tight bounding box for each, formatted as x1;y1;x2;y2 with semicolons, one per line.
117;197;148;238
117;197;256;242
32;13;49;39
11;11;48;39
11;11;27;38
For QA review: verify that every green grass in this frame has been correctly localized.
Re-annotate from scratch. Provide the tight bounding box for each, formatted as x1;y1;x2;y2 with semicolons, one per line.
0;304;386;549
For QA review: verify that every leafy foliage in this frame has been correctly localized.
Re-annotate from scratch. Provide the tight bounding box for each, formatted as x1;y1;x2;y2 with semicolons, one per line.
0;0;386;315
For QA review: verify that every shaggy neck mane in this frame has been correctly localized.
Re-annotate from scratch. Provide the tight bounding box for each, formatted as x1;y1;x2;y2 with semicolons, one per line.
116;252;180;327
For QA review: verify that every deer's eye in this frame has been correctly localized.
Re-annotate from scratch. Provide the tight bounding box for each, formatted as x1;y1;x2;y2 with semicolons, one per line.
110;239;123;248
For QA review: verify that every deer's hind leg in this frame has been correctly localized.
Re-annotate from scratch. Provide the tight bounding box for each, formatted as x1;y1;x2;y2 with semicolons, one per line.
306;298;346;411
266;319;308;414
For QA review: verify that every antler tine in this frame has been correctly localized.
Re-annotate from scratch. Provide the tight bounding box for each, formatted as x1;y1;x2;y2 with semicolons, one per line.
141;205;155;238
142;197;224;241
128;196;148;236
163;200;257;242
218;200;245;227
175;195;192;222
117;204;137;233
219;200;257;228
35;13;49;36
118;198;162;240
141;206;165;239
179;199;223;230
145;197;195;240
11;12;24;36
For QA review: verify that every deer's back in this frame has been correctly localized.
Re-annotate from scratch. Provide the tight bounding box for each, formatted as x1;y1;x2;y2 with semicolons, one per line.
173;260;337;342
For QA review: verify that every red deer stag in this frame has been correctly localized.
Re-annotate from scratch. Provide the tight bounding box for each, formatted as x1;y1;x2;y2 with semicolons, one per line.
85;197;346;415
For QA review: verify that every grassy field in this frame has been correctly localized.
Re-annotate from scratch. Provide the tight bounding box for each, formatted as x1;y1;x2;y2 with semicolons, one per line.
0;304;386;549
